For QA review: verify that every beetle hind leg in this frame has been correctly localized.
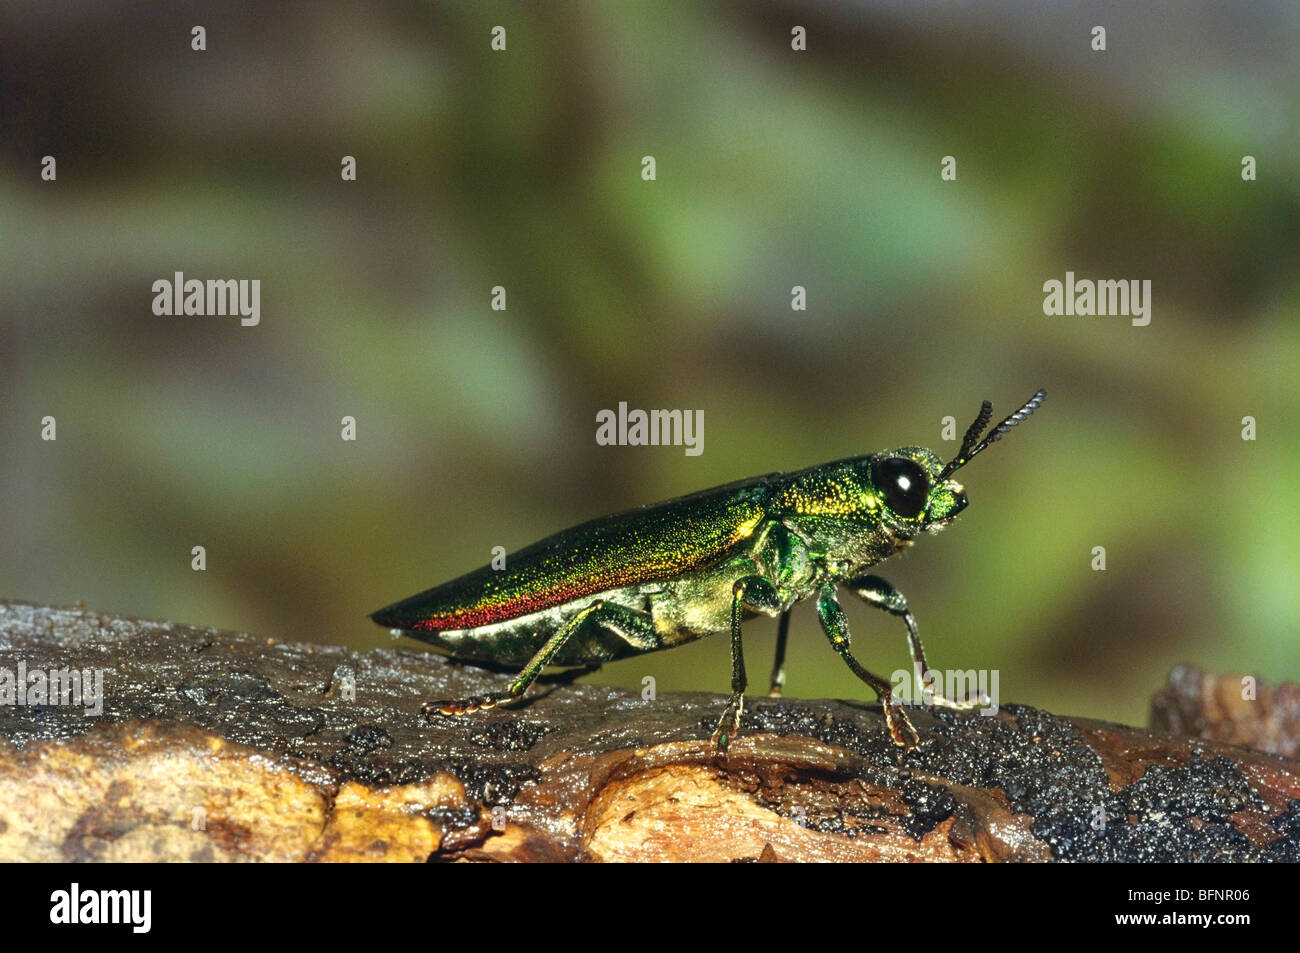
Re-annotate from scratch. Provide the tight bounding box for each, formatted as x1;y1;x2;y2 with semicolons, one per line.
421;600;657;719
422;600;608;719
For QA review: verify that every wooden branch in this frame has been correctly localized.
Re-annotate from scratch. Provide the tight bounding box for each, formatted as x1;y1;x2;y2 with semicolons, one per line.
1;599;1297;862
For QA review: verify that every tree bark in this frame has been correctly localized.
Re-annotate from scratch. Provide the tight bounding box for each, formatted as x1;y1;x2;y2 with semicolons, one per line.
1;599;1296;862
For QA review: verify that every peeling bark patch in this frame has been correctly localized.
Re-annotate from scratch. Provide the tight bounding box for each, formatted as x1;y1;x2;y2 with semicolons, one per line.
582;765;977;863
321;776;486;861
719;762;914;840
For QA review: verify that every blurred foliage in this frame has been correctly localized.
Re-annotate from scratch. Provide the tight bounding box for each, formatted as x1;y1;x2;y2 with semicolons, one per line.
2;1;1297;727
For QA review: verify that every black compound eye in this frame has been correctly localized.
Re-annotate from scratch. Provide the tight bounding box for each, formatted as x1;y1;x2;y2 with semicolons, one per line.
873;457;930;519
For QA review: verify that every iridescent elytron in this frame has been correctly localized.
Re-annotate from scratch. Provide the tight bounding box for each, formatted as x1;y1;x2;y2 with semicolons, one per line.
372;390;1046;751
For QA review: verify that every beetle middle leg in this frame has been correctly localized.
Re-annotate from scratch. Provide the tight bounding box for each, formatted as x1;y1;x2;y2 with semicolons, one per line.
816;584;920;750
710;576;782;753
844;574;989;711
422;599;649;718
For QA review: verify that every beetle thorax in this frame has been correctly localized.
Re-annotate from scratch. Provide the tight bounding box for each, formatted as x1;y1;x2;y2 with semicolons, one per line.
773;465;898;572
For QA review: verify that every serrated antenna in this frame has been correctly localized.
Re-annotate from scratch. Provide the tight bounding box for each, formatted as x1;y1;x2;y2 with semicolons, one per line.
939;389;1046;481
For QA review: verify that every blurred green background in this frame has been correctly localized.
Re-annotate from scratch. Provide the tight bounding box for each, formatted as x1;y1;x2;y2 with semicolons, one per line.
3;1;1297;727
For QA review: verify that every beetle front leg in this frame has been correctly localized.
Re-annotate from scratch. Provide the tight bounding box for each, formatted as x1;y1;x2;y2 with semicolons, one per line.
816;584;920;750
711;576;782;753
844;574;989;711
422;600;611;718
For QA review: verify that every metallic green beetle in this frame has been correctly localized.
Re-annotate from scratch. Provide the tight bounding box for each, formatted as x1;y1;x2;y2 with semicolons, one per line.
372;389;1045;752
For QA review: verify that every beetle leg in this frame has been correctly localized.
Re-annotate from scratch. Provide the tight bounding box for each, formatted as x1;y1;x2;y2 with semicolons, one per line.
844;574;988;711
422;599;610;718
768;609;791;697
711;576;782;753
816;584;920;750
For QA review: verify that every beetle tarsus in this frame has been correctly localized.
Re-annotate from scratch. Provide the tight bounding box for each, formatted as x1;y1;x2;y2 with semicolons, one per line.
884;701;921;750
927;688;990;711
710;693;745;753
421;693;513;719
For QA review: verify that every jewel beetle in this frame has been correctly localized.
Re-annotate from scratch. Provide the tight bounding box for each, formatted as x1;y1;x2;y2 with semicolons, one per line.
372;389;1046;752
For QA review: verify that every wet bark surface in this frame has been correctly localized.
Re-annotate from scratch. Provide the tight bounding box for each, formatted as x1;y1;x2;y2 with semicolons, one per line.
1;599;1297;862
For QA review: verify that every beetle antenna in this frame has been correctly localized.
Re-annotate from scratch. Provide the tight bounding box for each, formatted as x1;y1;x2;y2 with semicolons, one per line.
940;389;1046;480
960;400;993;458
939;401;993;480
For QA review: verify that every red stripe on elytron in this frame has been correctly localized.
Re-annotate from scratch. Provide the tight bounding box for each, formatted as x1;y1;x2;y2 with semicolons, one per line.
406;579;609;632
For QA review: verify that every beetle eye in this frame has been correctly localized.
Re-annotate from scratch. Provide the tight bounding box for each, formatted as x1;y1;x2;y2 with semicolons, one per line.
873;457;930;519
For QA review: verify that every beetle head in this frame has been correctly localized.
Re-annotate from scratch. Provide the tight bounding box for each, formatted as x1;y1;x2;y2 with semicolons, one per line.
869;447;965;534
871;389;1046;535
